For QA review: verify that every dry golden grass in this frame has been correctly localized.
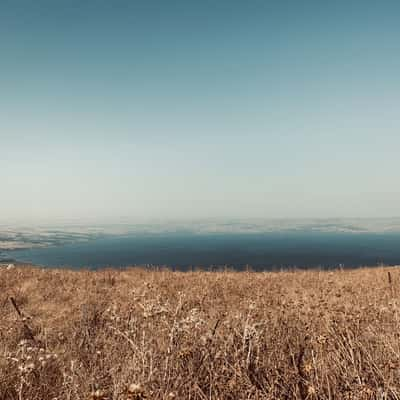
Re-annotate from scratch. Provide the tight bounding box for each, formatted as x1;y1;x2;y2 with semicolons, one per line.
1;265;400;399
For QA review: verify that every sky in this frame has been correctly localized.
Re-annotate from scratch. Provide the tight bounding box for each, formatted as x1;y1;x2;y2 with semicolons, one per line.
1;0;400;223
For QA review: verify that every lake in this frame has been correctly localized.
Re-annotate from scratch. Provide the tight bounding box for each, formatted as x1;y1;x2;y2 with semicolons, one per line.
7;231;400;270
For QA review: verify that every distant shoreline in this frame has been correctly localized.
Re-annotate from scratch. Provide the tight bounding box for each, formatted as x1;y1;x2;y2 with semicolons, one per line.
3;262;400;273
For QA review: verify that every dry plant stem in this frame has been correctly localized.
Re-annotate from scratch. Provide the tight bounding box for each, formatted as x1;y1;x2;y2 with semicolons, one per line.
9;296;36;342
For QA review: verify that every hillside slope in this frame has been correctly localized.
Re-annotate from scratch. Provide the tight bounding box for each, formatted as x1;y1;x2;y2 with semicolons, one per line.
1;265;399;399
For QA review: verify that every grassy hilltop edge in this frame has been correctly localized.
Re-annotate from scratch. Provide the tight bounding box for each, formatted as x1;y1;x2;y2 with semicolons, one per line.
1;265;400;399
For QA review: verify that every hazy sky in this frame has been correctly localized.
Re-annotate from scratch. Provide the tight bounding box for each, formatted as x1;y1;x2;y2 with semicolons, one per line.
1;1;399;222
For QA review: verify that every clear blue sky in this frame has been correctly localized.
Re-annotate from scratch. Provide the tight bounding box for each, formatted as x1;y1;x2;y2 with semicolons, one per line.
1;1;399;222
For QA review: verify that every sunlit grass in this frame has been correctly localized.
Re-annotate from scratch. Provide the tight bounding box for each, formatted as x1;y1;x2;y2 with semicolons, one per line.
1;265;400;399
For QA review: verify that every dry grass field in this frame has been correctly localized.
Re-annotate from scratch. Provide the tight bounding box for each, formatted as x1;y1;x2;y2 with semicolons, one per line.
1;265;400;399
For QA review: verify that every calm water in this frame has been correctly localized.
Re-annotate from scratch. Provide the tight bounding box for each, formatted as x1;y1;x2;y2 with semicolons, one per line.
7;231;400;270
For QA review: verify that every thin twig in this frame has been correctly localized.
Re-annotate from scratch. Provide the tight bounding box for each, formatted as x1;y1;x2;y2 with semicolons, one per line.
9;297;36;342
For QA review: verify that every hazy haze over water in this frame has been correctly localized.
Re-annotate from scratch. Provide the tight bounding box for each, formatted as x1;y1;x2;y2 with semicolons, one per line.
8;231;400;270
2;218;400;269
